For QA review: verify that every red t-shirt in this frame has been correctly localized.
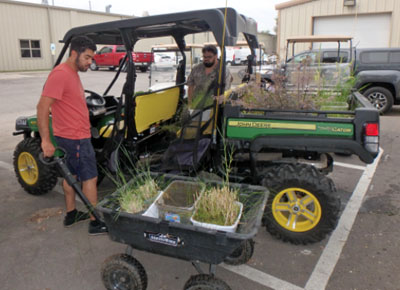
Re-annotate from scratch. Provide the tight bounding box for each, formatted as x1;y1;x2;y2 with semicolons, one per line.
42;63;91;139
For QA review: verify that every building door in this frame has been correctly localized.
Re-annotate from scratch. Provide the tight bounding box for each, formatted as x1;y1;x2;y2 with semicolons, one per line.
313;13;391;48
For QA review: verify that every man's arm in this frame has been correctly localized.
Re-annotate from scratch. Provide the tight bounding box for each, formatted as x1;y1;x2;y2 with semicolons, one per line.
188;85;194;106
225;68;234;90
37;96;56;157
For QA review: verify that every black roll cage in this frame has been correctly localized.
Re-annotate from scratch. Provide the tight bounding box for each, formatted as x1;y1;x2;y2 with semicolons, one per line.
55;7;259;140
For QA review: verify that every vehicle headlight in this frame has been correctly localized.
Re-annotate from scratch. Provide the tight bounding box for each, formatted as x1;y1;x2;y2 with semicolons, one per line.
15;117;29;130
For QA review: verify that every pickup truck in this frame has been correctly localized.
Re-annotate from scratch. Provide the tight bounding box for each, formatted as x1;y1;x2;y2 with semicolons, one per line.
268;42;400;114
90;45;153;72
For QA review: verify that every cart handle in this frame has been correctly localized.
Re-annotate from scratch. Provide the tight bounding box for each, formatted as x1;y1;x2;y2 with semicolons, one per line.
39;147;66;165
39;146;103;223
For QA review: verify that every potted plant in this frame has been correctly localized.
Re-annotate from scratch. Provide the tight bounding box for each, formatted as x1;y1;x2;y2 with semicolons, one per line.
118;174;160;214
190;137;243;233
190;185;243;232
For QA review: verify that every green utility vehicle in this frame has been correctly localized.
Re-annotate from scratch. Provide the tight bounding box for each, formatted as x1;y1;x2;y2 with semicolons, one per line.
13;8;379;249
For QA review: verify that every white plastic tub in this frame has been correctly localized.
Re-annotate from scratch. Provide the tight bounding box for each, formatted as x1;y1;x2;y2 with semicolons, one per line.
190;202;243;233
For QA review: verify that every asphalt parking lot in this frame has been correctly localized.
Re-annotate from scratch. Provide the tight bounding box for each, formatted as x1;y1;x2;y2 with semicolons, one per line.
0;69;399;290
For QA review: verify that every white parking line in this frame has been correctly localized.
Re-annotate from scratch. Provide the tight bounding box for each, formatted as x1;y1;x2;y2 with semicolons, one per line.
222;264;304;290
222;150;383;290
304;148;383;290
334;161;366;171
0;161;14;171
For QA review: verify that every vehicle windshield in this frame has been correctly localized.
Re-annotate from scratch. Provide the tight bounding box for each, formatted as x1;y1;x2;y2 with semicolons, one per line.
149;46;202;90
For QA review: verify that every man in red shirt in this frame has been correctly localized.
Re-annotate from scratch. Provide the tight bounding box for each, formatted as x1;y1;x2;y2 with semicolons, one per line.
37;36;107;235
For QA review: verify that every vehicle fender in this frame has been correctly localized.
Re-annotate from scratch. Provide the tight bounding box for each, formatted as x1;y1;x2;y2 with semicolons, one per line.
248;136;376;164
355;70;400;98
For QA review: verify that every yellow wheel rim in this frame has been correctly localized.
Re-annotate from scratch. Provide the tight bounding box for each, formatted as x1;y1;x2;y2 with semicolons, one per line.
18;152;39;185
272;187;322;232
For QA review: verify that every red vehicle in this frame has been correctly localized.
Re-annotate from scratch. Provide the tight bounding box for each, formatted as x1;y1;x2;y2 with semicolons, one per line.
90;45;153;72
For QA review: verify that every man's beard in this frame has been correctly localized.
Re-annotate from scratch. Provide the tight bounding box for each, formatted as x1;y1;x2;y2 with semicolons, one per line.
204;61;215;68
76;56;88;72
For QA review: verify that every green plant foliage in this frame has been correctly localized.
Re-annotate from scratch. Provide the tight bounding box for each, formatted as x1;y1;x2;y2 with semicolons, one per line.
192;133;241;226
102;144;161;214
119;177;159;214
192;185;241;226
231;57;358;112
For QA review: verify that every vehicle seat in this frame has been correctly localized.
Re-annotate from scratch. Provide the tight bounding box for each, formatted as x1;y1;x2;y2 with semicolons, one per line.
134;86;181;133
161;105;216;173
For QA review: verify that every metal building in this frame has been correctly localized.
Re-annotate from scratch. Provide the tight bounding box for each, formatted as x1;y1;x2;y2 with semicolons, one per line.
276;0;400;57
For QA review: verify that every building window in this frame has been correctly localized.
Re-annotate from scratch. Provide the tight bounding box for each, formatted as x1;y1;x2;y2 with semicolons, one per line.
20;40;41;58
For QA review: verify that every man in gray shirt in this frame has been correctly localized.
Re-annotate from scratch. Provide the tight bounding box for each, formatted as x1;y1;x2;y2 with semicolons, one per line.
187;45;233;111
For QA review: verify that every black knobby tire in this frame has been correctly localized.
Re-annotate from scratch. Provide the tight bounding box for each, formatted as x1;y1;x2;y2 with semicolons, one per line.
139;66;147;73
223;239;254;265
363;86;394;114
184;274;231;290
101;254;147;290
13;138;58;195
261;163;340;245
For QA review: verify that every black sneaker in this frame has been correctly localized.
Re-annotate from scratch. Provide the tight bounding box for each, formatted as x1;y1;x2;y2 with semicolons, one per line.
88;220;108;236
63;209;90;227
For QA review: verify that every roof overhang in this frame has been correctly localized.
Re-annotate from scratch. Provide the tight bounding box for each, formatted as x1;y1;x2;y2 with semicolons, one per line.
276;0;315;10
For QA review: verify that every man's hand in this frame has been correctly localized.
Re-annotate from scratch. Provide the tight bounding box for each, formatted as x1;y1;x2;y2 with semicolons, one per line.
214;94;226;104
41;140;55;157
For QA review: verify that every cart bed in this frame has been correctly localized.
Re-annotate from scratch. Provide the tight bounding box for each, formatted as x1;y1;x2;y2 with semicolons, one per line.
97;174;268;265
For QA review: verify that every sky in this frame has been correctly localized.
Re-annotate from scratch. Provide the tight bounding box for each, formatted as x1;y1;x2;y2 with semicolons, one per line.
12;0;289;33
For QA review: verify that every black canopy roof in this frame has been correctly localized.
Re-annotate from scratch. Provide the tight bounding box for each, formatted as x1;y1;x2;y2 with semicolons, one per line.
61;8;258;48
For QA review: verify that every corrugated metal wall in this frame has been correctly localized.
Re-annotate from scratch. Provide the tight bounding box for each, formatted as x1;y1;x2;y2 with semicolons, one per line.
277;0;400;58
257;33;277;54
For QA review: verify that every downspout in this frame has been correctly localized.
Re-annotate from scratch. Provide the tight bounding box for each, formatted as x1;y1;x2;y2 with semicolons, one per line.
46;6;56;67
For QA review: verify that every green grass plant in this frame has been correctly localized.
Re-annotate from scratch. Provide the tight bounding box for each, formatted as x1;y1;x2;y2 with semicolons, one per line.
192;185;240;226
119;177;159;214
102;144;161;214
192;131;241;226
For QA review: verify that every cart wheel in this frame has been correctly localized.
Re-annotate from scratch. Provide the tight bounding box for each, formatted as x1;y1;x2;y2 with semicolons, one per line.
223;239;254;265
261;163;340;245
101;254;147;290
184;274;231;290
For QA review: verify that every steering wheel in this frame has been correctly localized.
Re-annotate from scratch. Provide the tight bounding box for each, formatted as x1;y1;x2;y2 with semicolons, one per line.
84;90;106;107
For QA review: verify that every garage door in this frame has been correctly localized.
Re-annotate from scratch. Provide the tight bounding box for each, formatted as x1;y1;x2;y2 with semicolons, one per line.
313;13;391;48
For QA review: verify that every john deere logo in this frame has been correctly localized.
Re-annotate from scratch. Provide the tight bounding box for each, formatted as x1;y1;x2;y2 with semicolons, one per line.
228;120;316;130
